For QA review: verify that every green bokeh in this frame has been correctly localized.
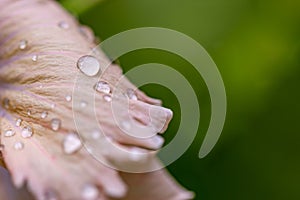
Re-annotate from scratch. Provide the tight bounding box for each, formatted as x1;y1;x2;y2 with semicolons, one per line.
65;0;300;199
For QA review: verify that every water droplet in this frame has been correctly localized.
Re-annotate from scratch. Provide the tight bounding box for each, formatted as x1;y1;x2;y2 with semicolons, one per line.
51;118;61;131
81;184;99;200
19;40;27;50
126;88;138;100
14;142;24;150
94;81;110;94
21;126;33;138
16;119;22;127
32;55;38;62
58;21;69;29
3;98;10;109
4;129;15;137
41;111;48;119
65;95;72;102
103;94;112;102
63;133;82;154
77;55;100;77
80;101;88;108
27;110;31;116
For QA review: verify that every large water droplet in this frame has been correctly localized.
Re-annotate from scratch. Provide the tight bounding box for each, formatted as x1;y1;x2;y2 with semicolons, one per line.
81;184;99;200
4;129;15;137
14;142;24;150
21;126;33;138
77;55;100;77
126;88;138;100
94;81;110;94
16;118;22;127
58;21;69;29
19;40;27;50
63;133;82;154
41;111;48;119
32;55;38;62
51;118;61;131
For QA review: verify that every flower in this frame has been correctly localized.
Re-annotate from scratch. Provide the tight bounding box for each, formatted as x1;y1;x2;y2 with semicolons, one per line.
0;0;194;199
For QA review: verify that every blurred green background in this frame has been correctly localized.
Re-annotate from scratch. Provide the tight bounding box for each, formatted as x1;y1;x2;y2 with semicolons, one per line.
63;0;300;199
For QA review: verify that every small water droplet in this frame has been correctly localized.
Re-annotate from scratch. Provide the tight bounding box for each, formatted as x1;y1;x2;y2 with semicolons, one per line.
51;118;61;131
80;101;88;108
14;142;24;150
4;129;15;137
41;111;48;119
65;95;72;102
27;110;31;116
77;55;101;77
32;54;38;62
16;119;22;127
126;88;138;100
81;184;99;200
103;94;112;102
58;21;69;29
94;81;110;94
21;126;33;138
19;40;27;50
63;133;82;154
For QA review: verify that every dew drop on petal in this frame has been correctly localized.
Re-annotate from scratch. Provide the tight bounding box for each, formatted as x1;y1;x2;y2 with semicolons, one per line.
19;40;27;50
58;21;69;29
63;133;82;154
4;129;15;137
32;55;38;62
21;126;33;138
16;118;22;127
126;88;138;100
81;184;99;200
94;81;110;94
14;142;24;150
77;55;101;77
65;95;72;102
51;118;61;131
41;111;48;119
27;110;31;116
103;94;112;102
